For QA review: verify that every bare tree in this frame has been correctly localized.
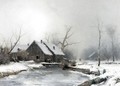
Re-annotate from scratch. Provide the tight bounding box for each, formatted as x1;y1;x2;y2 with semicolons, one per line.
97;19;102;66
106;26;116;62
8;28;22;54
44;25;79;60
45;26;80;51
0;26;24;63
59;26;80;51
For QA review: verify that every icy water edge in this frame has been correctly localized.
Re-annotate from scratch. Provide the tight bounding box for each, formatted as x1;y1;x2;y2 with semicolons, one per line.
0;68;89;86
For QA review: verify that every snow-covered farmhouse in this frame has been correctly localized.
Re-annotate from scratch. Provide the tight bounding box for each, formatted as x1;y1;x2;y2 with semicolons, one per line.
10;45;29;61
26;40;65;63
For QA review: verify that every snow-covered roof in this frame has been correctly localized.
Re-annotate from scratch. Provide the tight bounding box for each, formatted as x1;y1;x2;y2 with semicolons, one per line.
88;51;96;58
11;45;29;53
45;42;65;55
34;41;64;56
35;42;52;55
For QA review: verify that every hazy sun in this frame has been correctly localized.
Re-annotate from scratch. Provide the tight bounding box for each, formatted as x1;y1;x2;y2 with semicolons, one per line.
19;8;50;39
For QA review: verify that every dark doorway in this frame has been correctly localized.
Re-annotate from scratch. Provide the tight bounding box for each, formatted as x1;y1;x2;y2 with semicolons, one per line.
36;56;39;59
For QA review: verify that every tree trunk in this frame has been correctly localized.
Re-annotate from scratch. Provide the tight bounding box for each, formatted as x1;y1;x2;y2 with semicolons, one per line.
98;26;101;66
98;58;100;66
113;56;115;62
112;39;115;62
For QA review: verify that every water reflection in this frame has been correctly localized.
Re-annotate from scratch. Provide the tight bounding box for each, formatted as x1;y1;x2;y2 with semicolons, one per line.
0;68;89;86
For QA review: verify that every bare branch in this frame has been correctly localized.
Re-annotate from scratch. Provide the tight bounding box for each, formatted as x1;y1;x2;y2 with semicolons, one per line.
45;25;79;51
66;33;73;39
64;42;80;48
8;28;22;54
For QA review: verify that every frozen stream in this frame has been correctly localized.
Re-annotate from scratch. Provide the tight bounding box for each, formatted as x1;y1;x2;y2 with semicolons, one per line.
0;68;89;86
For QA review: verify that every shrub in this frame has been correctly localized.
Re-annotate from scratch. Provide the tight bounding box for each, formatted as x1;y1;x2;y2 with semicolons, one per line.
0;54;10;64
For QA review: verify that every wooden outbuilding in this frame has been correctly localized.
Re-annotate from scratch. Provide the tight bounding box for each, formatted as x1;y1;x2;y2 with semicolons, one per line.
10;45;29;61
26;40;65;63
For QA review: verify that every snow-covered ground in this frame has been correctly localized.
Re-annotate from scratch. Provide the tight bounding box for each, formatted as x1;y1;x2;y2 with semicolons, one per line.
0;60;43;73
0;63;28;73
76;61;120;86
1;60;120;86
0;61;89;86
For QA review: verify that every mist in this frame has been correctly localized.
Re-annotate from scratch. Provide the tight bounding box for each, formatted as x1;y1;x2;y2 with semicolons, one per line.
0;0;120;59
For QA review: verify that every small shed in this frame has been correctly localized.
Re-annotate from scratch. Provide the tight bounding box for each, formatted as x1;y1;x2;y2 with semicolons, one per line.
10;45;29;61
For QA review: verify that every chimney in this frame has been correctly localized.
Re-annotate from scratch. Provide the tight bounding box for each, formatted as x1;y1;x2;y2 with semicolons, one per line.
17;48;20;52
53;46;55;50
41;40;42;43
27;43;29;46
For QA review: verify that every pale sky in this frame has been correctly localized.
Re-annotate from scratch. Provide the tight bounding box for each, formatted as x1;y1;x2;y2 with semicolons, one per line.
0;0;120;57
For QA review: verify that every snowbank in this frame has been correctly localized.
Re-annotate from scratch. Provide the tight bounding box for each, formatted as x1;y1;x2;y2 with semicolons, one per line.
76;61;120;86
0;63;28;72
0;60;43;78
